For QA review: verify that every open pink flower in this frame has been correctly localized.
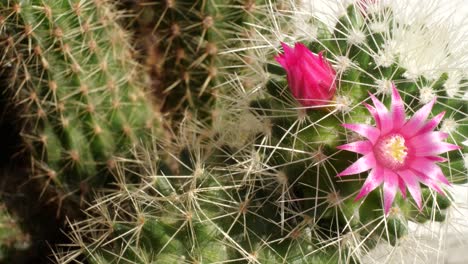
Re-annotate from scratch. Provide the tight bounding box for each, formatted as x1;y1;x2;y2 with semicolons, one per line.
275;42;336;107
337;84;460;213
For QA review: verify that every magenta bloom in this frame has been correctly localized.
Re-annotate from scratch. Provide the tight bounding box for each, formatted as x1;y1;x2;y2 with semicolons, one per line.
337;84;460;213
275;42;336;107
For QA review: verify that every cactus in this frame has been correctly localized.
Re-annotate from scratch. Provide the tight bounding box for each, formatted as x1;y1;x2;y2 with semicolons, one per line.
0;202;30;263
0;0;461;263
51;1;467;263
54;127;351;263
0;0;160;207
121;0;289;127
210;0;467;259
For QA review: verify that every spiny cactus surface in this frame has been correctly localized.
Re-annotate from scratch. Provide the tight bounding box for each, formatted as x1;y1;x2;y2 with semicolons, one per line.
123;0;288;126
55;131;350;264
51;2;467;263
0;0;159;205
211;0;467;259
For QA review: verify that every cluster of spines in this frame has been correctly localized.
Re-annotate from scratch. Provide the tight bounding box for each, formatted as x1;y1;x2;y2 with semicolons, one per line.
0;1;463;263
49;1;467;263
121;0;289;128
54;127;350;263
0;0;159;204
211;0;466;259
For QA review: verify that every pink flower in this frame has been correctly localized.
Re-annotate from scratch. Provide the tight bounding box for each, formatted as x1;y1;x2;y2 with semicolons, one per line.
275;42;336;107
337;84;460;213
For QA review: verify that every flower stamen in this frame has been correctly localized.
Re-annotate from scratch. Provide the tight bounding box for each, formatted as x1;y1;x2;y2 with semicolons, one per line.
376;134;408;169
385;136;407;163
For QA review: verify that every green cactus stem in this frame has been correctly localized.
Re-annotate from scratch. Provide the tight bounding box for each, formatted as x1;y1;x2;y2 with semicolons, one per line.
0;0;160;207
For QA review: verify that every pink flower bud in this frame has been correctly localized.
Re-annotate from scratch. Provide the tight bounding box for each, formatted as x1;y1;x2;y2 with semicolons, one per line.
275;42;336;107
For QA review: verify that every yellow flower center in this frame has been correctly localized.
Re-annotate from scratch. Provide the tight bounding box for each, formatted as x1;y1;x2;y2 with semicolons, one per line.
384;135;407;163
375;134;408;169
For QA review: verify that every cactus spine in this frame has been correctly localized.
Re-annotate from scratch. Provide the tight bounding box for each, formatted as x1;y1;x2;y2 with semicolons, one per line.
55;130;347;263
211;0;467;258
0;0;464;263
52;1;467;263
0;0;159;205
123;0;286;127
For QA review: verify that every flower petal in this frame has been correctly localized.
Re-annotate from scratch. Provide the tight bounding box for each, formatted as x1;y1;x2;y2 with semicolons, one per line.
411;169;444;195
409;141;460;156
390;84;405;130
337;140;373;155
275;42;294;67
369;93;392;134
400;98;436;138
275;55;286;68
397;169;422;209
318;51;336;75
289;67;305;97
407;131;448;146
419;111;445;134
383;168;399;214
408;158;450;185
338;153;376;176
342;124;380;144
355;165;384;200
407;131;459;157
364;103;381;128
398;177;407;199
281;42;294;55
425;156;447;162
